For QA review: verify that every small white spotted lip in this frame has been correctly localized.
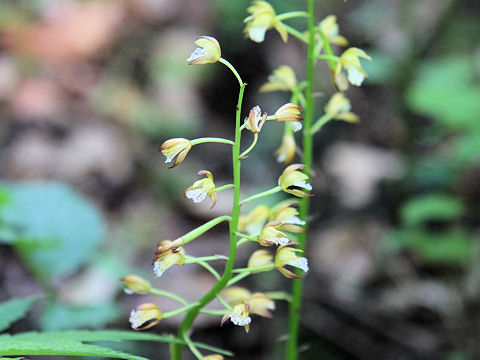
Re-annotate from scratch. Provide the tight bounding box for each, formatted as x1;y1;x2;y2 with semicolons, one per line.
186;47;207;62
185;188;207;203
288;257;309;273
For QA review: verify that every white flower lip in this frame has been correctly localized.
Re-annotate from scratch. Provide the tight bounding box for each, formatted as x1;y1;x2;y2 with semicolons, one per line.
231;314;252;326
288;257;309;273
153;261;166;277
129;310;141;329
285;215;306;225
288;121;302;132
271;237;289;246
248;26;267;43
164;154;175;164
185;188;207;203
186;47;207;62
294;180;312;191
347;66;364;86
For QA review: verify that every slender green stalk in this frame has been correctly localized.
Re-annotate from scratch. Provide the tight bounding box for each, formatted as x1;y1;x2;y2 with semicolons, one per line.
191;137;235;146
227;272;250;286
310;113;333;135
178;215;231;245
283;23;309;43
183;333;203;360
315;54;339;62
150;288;189;305
276;11;309;21
239;186;282;205
318;28;336;70
287;1;316;359
196;260;221;280
232;264;275;273
173;61;245;360
239;133;259;159
185;255;229;263
164;303;198;318
215;184;235;192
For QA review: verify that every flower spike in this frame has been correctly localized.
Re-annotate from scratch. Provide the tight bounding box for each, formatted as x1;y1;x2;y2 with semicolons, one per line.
184;170;217;209
334;47;371;90
152;240;185;277
159;138;192;168
248;250;274;272
275;245;309;279
258;221;290;246
259;65;297;93
274;103;303;132
129;303;162;330
121;275;151;295
325;92;359;123
186;36;221;65
243;1;287;43
278;164;313;197
223;287;275;318
274;131;296;164
221;302;252;333
319;15;348;46
238;205;271;235
244;105;267;133
271;202;306;233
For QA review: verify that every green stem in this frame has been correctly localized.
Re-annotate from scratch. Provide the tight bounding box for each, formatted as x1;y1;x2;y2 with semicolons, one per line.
315;54;339;62
183;333;203;360
265;291;292;302
239;186;282;205
239;133;258;159
150;288;189;305
318;28;336;70
310;113;333;135
201;309;228;316
276;11;309;21
178;215;231;245
196;260;221;280
185;255;229;263
219;57;243;87
233;264;275;273
173;64;246;360
235;232;258;242
164;303;198;318
190;137;234;146
283;23;309;44
216;294;233;310
215;184;235;192
287;1;315;359
150;288;226;316
227;273;250;286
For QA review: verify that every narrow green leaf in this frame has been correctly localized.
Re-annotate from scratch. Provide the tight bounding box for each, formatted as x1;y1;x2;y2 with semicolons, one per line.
401;194;465;226
0;296;41;332
0;340;148;360
7;331;233;356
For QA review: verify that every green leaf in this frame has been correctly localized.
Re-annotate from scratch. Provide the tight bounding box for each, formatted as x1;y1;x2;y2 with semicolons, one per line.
406;55;480;130
0;340;148;360
38;302;120;331
0;296;42;333
388;229;472;265
7;331;233;356
0;182;106;279
401;194;465;226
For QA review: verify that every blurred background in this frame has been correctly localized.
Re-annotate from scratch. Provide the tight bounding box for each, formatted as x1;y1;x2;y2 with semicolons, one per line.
0;0;479;359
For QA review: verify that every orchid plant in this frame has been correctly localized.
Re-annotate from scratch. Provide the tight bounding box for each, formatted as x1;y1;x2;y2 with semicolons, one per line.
122;1;370;359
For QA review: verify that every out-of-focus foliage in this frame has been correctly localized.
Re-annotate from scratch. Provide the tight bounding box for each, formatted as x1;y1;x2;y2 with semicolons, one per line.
0;182;105;279
0;296;41;332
